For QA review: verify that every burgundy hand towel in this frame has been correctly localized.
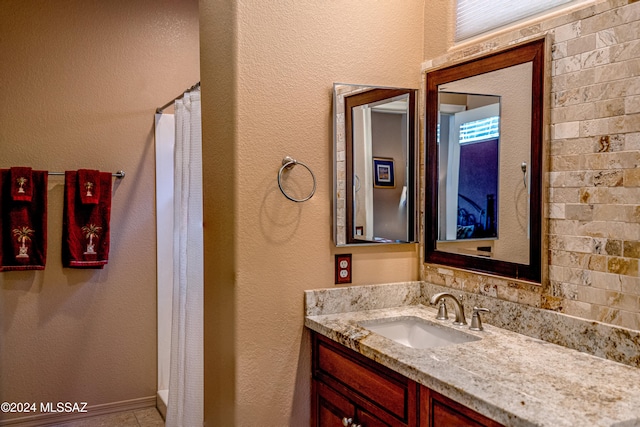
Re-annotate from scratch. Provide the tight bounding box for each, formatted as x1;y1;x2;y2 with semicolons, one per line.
10;166;33;202
0;168;48;271
62;170;112;268
77;169;100;204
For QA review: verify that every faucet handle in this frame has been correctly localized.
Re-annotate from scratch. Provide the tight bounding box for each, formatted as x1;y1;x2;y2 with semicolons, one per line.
470;307;490;331
436;299;449;320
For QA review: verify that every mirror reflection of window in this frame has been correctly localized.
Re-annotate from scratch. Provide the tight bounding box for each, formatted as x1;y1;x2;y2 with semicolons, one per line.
438;93;500;246
457;115;499;240
434;61;533;264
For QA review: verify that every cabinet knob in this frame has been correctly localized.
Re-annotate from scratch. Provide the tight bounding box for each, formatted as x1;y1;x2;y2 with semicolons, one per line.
342;417;363;427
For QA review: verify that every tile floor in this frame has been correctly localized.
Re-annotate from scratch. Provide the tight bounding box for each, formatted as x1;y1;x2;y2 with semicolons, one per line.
48;407;164;427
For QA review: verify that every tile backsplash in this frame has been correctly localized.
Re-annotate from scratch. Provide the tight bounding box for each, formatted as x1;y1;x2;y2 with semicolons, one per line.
421;281;640;369
421;0;640;331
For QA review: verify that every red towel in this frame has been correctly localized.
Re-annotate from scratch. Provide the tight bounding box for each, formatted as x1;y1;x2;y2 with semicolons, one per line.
62;170;112;268
11;166;33;202
0;168;48;271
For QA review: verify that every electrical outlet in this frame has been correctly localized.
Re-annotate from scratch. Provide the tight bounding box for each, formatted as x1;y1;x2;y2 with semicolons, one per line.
335;254;352;284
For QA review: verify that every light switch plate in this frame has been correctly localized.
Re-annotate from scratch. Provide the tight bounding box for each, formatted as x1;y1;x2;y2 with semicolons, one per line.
335;254;352;284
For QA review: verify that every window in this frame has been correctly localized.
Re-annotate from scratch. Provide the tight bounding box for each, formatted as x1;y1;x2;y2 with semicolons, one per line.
456;0;577;41
459;116;500;144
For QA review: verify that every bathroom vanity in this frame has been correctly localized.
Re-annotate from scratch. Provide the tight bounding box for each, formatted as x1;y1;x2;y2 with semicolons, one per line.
305;283;640;427
313;332;502;426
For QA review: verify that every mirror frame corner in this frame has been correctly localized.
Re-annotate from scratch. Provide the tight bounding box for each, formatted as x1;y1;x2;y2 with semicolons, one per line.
424;38;546;283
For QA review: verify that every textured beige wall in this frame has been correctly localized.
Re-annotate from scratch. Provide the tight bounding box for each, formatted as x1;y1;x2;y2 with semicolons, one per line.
0;0;199;422
423;0;456;60
422;0;640;331
200;1;423;425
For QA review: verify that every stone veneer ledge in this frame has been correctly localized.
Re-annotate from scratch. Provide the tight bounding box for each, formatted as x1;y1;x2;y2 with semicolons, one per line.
304;281;421;316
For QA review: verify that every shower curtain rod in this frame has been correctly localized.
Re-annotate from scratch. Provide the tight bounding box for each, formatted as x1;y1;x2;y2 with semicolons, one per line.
156;81;201;114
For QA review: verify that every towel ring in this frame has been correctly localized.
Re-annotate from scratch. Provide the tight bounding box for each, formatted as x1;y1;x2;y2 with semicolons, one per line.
278;156;316;203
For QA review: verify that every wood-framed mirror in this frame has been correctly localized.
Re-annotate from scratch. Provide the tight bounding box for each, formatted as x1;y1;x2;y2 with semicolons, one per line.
333;83;418;246
424;38;545;282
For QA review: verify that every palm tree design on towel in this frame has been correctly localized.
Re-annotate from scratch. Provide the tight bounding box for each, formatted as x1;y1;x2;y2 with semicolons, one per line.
81;224;102;254
13;226;34;259
16;176;28;194
84;181;94;197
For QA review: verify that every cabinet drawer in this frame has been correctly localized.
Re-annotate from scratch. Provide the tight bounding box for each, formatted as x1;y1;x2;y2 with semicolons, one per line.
313;334;414;423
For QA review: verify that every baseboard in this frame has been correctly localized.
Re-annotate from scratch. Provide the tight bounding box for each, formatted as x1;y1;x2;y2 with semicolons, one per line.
0;396;156;427
156;390;168;420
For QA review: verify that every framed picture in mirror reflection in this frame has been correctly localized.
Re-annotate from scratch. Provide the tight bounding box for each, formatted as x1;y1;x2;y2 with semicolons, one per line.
373;157;395;188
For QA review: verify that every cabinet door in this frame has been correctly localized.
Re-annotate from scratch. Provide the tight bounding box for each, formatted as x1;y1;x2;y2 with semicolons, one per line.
419;386;504;427
314;380;355;427
313;333;417;426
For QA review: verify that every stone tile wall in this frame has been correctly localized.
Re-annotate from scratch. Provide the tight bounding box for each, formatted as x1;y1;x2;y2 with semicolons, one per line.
421;0;640;331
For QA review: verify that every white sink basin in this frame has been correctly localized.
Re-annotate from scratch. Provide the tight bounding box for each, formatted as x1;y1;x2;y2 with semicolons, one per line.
359;316;481;349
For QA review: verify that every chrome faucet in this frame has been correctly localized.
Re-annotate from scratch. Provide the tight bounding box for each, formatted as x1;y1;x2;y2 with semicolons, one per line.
429;292;467;325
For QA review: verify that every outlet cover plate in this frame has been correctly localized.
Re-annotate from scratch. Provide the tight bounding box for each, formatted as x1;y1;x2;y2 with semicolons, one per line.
335;254;352;284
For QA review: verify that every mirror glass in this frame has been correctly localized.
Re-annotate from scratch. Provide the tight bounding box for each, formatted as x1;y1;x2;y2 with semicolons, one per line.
425;39;544;282
438;92;501;246
334;84;418;246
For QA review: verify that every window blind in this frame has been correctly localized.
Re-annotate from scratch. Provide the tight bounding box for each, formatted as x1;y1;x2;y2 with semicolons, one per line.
459;116;500;144
456;0;575;41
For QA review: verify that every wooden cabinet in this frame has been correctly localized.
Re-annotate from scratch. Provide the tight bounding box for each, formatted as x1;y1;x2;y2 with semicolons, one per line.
312;333;417;426
311;332;504;427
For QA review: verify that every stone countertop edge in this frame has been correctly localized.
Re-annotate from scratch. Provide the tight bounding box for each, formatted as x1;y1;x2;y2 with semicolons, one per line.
304;284;640;427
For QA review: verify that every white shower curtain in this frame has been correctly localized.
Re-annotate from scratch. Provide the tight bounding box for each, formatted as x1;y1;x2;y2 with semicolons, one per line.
166;89;204;427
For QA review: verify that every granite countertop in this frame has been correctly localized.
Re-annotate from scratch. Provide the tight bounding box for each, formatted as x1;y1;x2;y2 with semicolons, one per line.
306;303;640;427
